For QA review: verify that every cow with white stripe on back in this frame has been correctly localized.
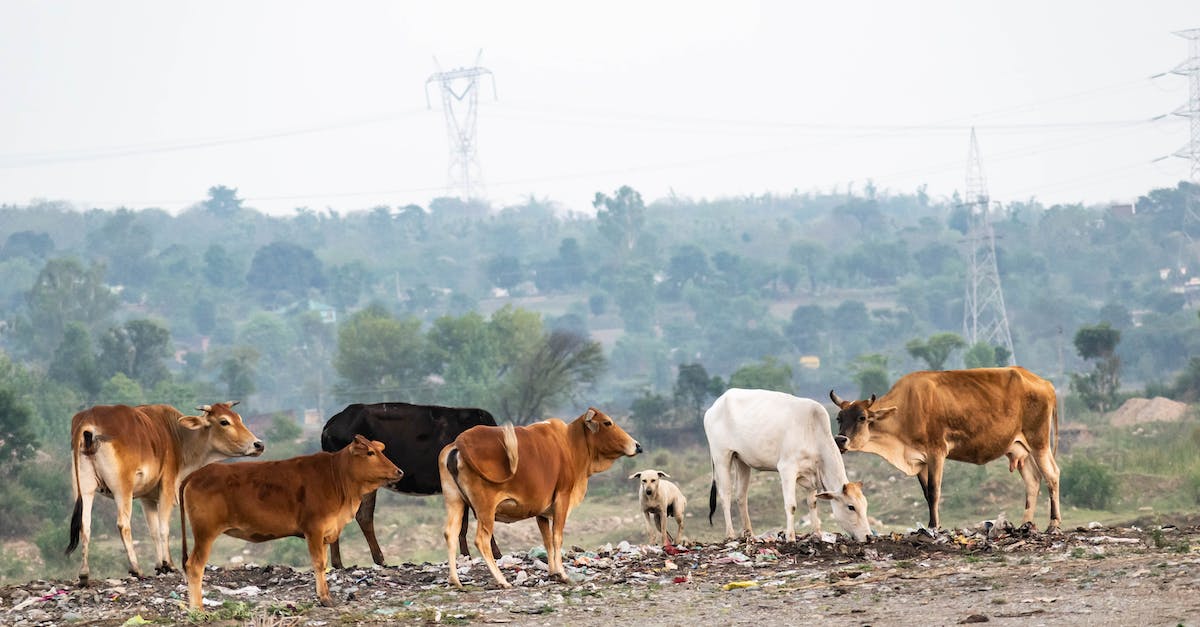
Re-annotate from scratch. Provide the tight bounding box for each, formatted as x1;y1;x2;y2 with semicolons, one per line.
705;388;871;542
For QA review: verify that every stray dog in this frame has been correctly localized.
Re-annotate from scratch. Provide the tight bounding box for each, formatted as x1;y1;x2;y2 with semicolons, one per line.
630;469;687;546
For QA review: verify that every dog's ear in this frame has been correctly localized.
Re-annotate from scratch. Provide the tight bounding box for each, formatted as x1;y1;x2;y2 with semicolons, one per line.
628;472;642;480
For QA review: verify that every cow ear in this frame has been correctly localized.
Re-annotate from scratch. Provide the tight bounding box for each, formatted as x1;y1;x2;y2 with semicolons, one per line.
195;405;212;414
867;394;876;407
179;415;207;430
584;409;599;432
815;491;835;501
869;406;897;421
629;472;641;480
844;481;864;496
350;434;371;452
371;439;386;452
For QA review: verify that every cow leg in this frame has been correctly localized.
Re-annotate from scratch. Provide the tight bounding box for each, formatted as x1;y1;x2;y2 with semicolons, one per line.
155;496;175;572
777;463;800;542
139;498;165;574
1017;455;1042;527
805;490;823;538
925;456;946;529
535;515;554;569
74;462;99;586
549;501;571;582
713;453;737;539
356;490;386;566
441;480;469;588
112;487;142;578
184;528;218;611
456;504;472;557
1029;446;1062;532
472;497;510;588
732;457;754;538
306;534;335;607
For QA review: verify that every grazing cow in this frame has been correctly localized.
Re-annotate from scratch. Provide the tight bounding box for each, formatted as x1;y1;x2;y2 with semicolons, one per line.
319;402;499;568
66;402;263;585
704;388;871;542
629;469;688;546
440;408;642;588
830;366;1061;531
180;435;402;610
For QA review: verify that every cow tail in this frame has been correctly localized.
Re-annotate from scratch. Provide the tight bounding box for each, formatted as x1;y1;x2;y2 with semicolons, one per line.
179;478;190;568
65;430;90;555
708;462;716;526
501;424;519;477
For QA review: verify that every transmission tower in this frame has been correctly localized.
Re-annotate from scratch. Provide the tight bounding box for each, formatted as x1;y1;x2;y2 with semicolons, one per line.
425;51;496;200
1170;28;1200;299
961;128;1016;364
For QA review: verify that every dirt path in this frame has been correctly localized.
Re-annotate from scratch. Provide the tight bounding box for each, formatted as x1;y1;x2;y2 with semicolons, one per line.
2;524;1198;626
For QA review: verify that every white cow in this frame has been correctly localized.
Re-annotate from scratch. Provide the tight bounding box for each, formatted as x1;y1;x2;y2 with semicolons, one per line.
704;388;871;542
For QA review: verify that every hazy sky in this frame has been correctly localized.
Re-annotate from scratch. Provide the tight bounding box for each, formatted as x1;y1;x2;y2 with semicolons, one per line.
1;1;1197;215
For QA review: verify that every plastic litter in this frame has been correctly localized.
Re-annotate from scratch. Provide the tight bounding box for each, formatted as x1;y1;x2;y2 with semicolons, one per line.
722;580;759;591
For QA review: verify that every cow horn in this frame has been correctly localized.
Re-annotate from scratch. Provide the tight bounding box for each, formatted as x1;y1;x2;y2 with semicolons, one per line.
829;390;845;407
584;408;596;421
226;400;240;408
196;404;213;413
867;394;876;407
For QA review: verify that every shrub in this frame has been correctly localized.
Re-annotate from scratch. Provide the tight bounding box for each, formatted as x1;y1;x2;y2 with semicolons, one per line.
1059;457;1116;510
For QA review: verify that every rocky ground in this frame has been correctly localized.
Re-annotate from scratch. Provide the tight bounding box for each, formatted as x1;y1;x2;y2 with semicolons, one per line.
2;521;1198;626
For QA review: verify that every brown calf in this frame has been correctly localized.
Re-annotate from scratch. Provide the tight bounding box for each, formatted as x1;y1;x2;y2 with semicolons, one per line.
66;403;262;585
180;435;401;610
439;408;641;588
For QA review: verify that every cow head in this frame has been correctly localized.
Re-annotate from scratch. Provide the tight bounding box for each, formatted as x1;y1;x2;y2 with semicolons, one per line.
343;435;403;493
181;401;265;457
629;469;669;500
829;390;897;453
580;408;642;473
816;481;872;541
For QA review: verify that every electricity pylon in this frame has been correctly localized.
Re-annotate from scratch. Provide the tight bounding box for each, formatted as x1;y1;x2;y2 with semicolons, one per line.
425;51;496;200
961;128;1016;364
1170;28;1200;301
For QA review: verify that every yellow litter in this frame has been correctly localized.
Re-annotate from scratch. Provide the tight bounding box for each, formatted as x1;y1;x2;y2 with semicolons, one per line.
722;580;759;591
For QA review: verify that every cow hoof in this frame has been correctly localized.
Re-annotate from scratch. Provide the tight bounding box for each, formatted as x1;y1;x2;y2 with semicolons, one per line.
319;596;335;608
128;569;143;579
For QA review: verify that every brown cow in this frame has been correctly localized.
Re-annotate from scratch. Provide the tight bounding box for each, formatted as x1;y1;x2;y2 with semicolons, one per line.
66;402;263;585
180;435;402;610
439;408;641;588
830;366;1061;531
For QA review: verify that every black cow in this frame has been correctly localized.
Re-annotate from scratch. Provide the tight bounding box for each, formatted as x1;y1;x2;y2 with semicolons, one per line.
320;402;499;568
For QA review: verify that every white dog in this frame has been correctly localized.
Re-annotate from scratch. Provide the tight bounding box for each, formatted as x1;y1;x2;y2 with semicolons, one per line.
629;469;687;546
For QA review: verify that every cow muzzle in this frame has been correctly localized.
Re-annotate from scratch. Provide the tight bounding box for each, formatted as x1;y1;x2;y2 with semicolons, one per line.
248;441;266;456
834;435;848;453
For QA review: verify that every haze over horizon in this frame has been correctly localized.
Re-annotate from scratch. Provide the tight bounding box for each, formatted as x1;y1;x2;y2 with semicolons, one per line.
1;1;1197;215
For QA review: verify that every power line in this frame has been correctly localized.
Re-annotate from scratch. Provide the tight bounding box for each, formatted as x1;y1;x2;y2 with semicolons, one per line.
425;51;496;200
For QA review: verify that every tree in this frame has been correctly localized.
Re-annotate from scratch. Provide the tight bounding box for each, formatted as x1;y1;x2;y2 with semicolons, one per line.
1;231;54;261
728;356;793;393
18;258;119;360
246;241;326;304
217;346;259;400
1070;322;1121;412
905;332;966;370
963;342;1003;369
630;390;673;430
203;244;241;288
485;255;523;290
266;413;302;442
202;185;244;217
673;363;724;427
851;353;891;398
498;329;606;425
0;388;37;469
333;306;428;402
787;304;827;354
98;319;172;389
99;373;145;405
47;322;102;400
593;186;646;254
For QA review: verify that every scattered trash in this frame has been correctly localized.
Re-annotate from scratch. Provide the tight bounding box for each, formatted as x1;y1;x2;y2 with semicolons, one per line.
722;580;759;591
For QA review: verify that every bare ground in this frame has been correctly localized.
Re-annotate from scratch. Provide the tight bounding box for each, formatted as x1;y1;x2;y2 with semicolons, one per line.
2;521;1199;626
